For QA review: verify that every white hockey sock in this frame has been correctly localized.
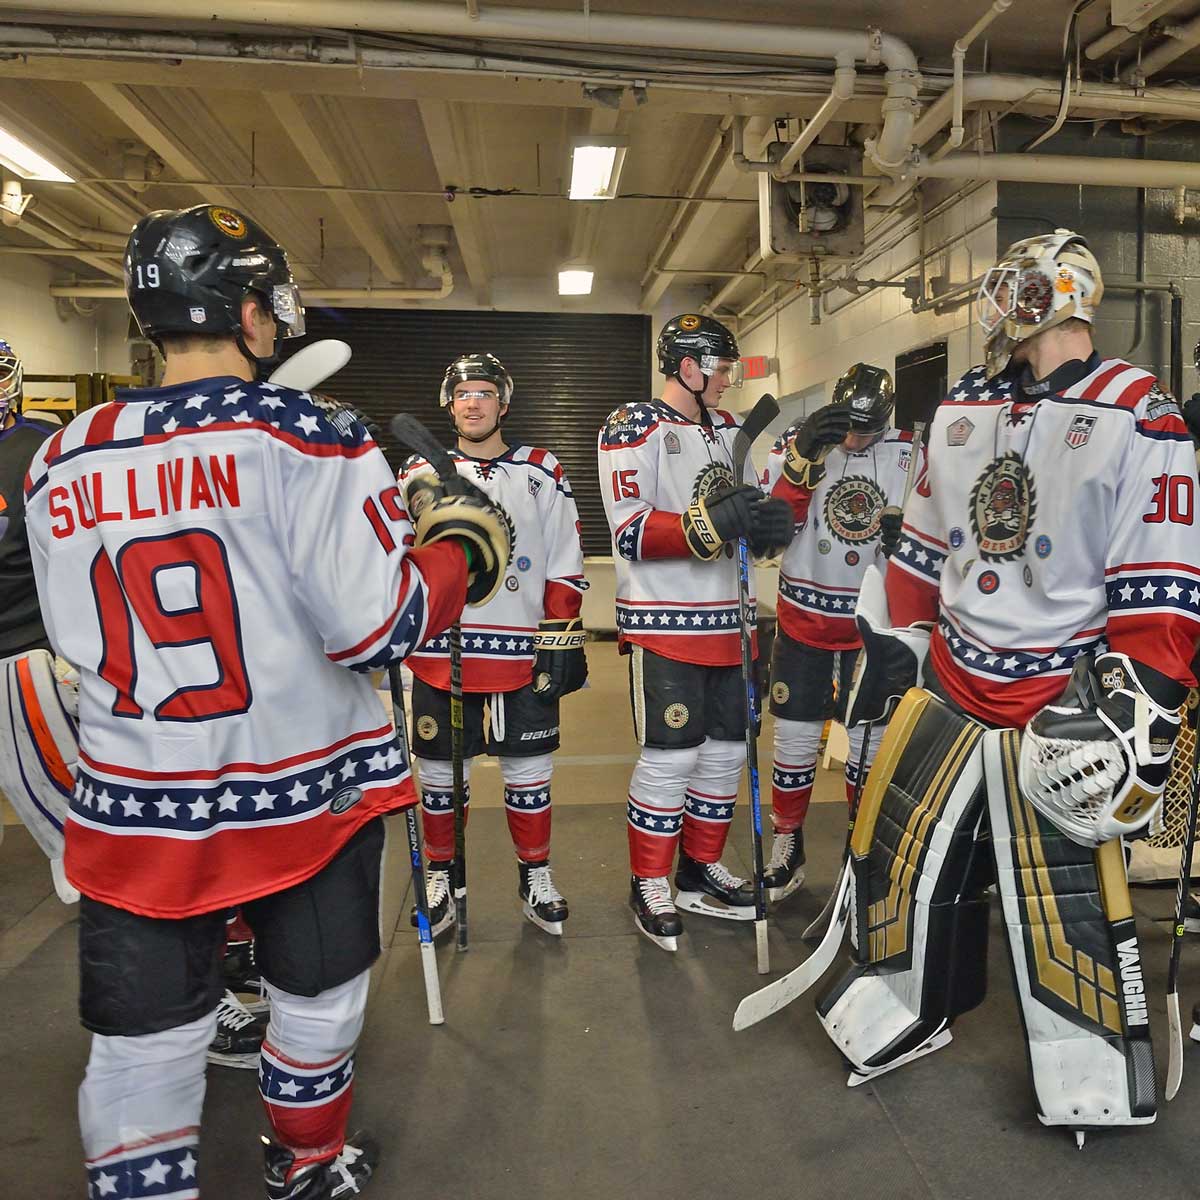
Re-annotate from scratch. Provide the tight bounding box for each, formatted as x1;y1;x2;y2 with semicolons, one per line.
627;744;701;877
771;717;823;833
499;752;554;861
682;737;745;862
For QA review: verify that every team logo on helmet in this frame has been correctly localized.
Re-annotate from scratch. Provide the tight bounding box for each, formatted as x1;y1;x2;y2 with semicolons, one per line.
691;461;735;502
664;703;690;729
416;716;438;740
823;475;885;545
208;207;248;238
678;314;702;331
969;453;1037;561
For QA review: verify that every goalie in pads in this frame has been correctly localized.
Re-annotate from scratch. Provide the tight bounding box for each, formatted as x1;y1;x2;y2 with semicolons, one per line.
817;229;1200;1140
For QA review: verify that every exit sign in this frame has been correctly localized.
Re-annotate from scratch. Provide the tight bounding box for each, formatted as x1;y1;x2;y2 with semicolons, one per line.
741;355;774;380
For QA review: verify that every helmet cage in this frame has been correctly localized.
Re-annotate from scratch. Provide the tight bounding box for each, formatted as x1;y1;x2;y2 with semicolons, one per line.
0;340;22;420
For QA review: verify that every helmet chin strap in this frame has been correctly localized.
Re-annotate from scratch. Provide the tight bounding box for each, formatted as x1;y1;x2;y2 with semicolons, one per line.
451;412;504;444
673;367;714;422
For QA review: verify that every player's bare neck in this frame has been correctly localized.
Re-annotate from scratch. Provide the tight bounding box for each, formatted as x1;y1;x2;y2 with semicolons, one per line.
660;379;703;423
457;431;508;460
161;345;255;388
1019;326;1095;386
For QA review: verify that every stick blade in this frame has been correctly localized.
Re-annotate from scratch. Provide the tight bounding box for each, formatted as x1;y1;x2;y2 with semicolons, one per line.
802;885;838;943
733;863;850;1030
268;339;351;391
1167;991;1185;1100
389;413;457;480
732;392;779;477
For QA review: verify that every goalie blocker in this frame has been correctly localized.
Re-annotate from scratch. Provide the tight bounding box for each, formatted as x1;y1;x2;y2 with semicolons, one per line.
816;687;1157;1133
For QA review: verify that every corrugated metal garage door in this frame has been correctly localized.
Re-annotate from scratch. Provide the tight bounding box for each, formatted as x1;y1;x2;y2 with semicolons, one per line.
287;308;651;556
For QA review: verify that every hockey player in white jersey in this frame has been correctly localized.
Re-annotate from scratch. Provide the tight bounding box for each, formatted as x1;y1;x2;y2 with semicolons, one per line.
759;363;915;901
399;353;588;936
814;228;1200;1138
23;204;510;1199
599;314;794;950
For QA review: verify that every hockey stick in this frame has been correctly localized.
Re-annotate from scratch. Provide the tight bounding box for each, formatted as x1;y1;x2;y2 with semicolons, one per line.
801;419;927;944
733;392;781;974
389;413;470;951
267;338;351;391
387;664;444;1026
1166;690;1200;1100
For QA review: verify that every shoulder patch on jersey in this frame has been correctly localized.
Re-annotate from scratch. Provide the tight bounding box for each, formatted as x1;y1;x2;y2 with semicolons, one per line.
1145;382;1181;421
601;402;661;445
945;365;1013;404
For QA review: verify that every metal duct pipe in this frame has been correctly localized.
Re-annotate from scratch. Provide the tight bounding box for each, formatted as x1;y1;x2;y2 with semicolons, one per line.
1124;13;1200;80
776;60;856;175
906;151;1200;188
0;2;921;170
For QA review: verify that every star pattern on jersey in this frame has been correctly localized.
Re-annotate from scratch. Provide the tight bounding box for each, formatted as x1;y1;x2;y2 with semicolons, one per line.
615;602;750;634
947;364;1004;404
626;796;683;836
779;577;860;616
616;512;647;560
891;530;947;585
87;1142;199;1199
72;732;405;832
1106;570;1200;620
418;632;534;656
939;617;1099;681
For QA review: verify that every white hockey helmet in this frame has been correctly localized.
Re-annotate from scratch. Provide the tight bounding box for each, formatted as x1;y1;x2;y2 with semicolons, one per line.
977;229;1102;377
0;339;22;422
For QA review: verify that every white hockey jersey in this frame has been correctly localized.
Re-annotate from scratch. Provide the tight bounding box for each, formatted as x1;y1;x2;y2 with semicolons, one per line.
399;444;587;693
764;428;916;650
24;376;468;918
888;355;1200;727
598;400;755;666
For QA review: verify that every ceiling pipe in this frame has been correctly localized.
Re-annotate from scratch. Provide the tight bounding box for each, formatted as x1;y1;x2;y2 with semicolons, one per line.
1084;0;1190;59
902;151;1200;188
1122;13;1200;80
775;59;857;176
943;0;1015;160
0;3;922;172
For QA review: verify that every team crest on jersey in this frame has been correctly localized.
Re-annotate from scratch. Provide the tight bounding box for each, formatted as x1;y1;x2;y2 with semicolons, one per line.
1146;384;1180;421
416;716;438;740
947;416;974;446
823;475;885;544
970;453;1037;561
664;430;681;455
664;703;690;729
528;476;543;496
1064;414;1096;449
691;461;735;502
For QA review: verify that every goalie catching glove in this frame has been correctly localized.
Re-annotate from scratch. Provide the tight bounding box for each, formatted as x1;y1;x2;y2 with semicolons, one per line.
532;617;588;699
1019;651;1184;847
406;474;511;606
682;485;794;560
782;405;854;490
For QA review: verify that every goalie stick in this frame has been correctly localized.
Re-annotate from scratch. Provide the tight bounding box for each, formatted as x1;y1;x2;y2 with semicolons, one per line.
737;419;927;1029
1166;688;1200;1100
267;338;351;391
387;665;444;1025
732;392;781;974
390;412;470;952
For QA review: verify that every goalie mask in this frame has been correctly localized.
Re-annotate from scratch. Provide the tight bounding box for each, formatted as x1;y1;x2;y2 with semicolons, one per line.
0;339;22;423
977;229;1102;378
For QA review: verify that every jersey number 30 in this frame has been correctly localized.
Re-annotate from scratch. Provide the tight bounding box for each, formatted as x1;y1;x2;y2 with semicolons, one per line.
91;529;252;721
1144;473;1195;525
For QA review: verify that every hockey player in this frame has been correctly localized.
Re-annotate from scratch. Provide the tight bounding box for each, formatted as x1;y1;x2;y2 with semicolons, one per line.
815;229;1200;1137
599;314;794;950
759;363;915;900
23;204;510;1199
399;352;588;936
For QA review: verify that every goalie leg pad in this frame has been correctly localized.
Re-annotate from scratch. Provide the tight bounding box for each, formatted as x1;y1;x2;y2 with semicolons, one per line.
987;729;1157;1129
0;649;78;864
817;689;991;1076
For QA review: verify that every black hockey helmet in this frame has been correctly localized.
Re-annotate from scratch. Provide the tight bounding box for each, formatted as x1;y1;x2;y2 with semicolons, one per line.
656;314;741;382
440;352;513;407
124;204;304;363
831;362;894;434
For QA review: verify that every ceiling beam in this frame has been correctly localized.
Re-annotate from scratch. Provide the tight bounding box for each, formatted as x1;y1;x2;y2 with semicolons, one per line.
563;106;632;277
418;99;492;306
264;92;406;284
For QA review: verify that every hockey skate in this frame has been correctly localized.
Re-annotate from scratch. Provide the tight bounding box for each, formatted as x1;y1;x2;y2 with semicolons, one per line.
409;860;455;939
207;989;266;1069
518;860;569;935
630;876;683;951
264;1130;379;1199
762;830;806;902
673;854;755;921
223;938;270;1016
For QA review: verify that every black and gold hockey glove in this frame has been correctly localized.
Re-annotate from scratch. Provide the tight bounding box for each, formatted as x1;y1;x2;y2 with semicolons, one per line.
877;506;904;558
532;617;589;699
782;405;854;489
749;497;795;559
681;484;762;560
406;475;511;605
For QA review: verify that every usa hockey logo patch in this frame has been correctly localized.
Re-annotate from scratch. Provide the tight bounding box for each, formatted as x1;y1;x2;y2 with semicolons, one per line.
1065;414;1096;449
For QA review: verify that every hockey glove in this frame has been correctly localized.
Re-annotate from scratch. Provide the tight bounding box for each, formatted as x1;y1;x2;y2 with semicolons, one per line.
877;506;904;558
406;475;511;606
782;405;854;489
681;484;763;561
843;564;932;726
1019;651;1185;848
532;617;589;699
749;496;796;559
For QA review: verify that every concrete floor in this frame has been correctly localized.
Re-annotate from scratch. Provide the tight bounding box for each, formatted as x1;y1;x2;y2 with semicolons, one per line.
3;642;1200;1198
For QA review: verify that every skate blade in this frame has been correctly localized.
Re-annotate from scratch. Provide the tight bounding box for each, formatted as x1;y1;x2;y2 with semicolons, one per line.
846;1030;953;1087
206;1051;261;1070
675;890;755;922
1190;1021;1200;1044
767;871;806;904
523;903;564;936
632;912;678;952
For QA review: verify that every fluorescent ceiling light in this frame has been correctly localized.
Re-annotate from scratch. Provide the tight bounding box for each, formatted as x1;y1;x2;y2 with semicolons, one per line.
0;126;73;183
558;268;594;296
568;138;627;200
